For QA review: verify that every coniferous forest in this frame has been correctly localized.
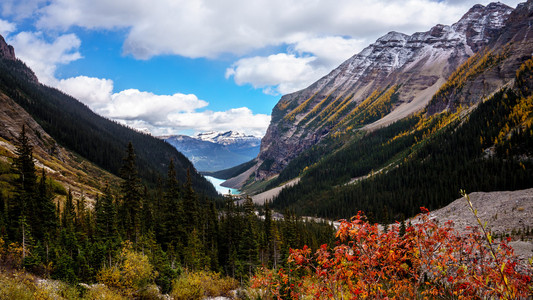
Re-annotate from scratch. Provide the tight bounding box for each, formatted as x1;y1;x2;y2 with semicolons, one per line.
0;127;335;297
270;58;533;223
0;58;217;196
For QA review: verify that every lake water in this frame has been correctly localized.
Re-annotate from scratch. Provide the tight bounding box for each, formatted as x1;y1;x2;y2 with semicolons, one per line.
205;176;240;195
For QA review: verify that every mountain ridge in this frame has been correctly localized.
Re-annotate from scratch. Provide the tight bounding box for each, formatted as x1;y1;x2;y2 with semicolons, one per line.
252;1;514;182
0;35;217;196
162;131;261;171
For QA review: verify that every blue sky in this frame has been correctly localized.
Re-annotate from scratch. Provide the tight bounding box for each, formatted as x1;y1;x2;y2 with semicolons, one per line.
0;0;522;136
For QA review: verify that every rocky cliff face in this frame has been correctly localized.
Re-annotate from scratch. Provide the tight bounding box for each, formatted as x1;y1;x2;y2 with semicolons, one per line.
0;35;16;60
0;34;38;83
255;2;514;181
426;0;533;114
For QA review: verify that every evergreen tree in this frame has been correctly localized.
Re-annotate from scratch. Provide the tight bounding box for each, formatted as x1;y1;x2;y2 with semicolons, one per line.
182;168;199;235
10;125;37;242
35;169;57;240
160;159;186;255
239;196;259;278
62;189;76;230
119;142;142;242
95;184;117;243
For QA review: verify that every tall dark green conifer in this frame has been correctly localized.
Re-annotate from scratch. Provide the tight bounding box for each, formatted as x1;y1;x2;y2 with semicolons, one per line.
119;142;142;242
62;189;75;230
95;184;117;242
239;196;259;278
182;168;199;234
35;169;57;240
10;125;37;242
159;159;186;253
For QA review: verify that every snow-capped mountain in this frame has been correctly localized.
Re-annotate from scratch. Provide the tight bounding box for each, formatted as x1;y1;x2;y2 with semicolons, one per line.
161;131;261;172
195;131;261;147
254;2;514;180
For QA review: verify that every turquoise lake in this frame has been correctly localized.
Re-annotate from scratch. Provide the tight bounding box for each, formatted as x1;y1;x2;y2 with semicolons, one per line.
205;176;240;195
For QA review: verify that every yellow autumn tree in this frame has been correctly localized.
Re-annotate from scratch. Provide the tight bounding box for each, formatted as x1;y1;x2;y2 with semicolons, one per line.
97;241;155;297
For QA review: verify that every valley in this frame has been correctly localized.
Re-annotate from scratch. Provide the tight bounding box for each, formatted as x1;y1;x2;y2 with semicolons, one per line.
0;0;533;298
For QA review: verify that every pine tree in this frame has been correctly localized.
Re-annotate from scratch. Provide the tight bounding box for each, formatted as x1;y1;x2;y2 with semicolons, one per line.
261;202;273;266
62;189;76;230
10;125;37;242
159;159;186;254
34;169;57;240
239;196;258;278
182;168;199;234
95;184;117;243
119;142;142;242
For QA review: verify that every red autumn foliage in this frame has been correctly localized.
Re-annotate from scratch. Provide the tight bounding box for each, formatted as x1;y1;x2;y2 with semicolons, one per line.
251;209;533;299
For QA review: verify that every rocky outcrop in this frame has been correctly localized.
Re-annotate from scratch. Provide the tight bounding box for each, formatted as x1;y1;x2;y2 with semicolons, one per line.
255;2;513;180
0;34;16;60
426;0;533;114
0;34;39;83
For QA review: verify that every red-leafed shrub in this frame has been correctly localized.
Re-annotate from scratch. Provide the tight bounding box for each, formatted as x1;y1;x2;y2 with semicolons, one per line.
250;203;532;299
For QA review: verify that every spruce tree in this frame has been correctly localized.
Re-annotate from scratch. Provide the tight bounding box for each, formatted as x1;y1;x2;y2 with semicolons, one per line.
95;184;117;243
35;169;57;240
182;168;199;234
239;196;258;278
119;142;142;242
10;125;37;242
160;159;186;254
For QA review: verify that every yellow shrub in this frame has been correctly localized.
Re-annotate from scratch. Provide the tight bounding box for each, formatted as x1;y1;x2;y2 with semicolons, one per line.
0;272;36;300
171;270;238;300
82;284;127;300
96;242;155;297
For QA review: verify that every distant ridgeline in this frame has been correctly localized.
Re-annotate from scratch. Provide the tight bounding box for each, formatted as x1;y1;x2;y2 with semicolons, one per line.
162;131;260;172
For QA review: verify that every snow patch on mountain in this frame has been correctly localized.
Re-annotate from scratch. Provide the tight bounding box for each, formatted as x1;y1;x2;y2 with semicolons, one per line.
195;131;261;146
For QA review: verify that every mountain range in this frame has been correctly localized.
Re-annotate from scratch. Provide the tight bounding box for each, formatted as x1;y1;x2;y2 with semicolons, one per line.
254;2;514;180
161;131;260;172
219;0;533;221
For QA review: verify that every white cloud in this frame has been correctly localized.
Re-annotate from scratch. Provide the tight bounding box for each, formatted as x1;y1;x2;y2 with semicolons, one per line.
164;107;271;137
104;89;208;122
226;53;330;95
7;31;81;85
226;36;367;95
32;0;521;60
291;36;366;67
0;19;16;35
0;0;47;20
57;76;114;106
57;75;270;136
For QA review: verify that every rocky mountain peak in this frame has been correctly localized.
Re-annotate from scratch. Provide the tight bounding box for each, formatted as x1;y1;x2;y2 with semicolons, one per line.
195;130;260;146
376;31;408;45
0;34;38;83
0;34;16;60
249;1;517;182
452;2;512;52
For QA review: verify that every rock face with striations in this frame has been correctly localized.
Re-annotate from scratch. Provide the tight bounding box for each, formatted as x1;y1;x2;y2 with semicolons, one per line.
254;2;514;181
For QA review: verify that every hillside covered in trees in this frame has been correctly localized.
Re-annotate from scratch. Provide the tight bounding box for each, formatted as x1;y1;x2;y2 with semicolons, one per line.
0;128;335;297
268;56;533;222
0;54;216;197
